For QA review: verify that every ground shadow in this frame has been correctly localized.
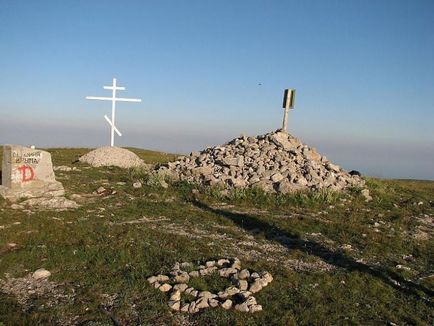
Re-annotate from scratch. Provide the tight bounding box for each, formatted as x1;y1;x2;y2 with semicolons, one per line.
192;200;434;305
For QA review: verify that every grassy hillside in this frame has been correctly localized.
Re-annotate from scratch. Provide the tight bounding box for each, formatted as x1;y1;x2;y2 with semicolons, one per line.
0;148;433;325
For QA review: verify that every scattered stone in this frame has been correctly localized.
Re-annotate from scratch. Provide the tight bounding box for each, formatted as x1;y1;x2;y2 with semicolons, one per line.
96;186;106;194
217;258;230;266
188;301;199;314
158;283;172;292
189;271;199;277
249;304;263;313
235;302;250;312
32;268;51;280
221;299;233;310
180;303;190;312
205;260;216;267
147;276;157;284
132;181;142;189
198;291;213;299
156;275;170;282
226;286;240;296
174;272;189;283
195;297;209;309
239;269;250;280
219;267;238;277
168;300;180;311
53;166;79;172
170;290;182;301
361;189;373;202
173;283;188;292
237;280;248;291
260;271;273;284
249;280;263;293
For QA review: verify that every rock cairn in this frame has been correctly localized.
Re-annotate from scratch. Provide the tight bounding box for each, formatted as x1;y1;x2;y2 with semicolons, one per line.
79;146;145;169
147;258;272;314
158;130;365;193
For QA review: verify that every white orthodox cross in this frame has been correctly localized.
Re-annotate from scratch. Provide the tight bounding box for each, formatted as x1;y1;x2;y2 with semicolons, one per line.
86;78;142;147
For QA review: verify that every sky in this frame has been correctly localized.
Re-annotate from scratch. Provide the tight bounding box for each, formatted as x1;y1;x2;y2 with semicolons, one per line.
0;0;433;180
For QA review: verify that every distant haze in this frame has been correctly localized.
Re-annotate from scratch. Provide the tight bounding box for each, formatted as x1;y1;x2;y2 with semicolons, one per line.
1;1;433;180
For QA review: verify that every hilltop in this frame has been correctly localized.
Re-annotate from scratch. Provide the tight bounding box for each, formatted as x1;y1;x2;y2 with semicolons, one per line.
0;147;433;325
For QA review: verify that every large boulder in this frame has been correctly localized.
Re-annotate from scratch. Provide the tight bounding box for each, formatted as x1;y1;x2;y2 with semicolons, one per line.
0;145;65;202
79;146;145;169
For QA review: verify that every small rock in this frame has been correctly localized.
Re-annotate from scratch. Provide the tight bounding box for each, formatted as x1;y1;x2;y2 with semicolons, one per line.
221;299;233;310
188;301;199;313
209;298;219;308
245;296;257;306
180;303;190;312
198;291;213;299
96;186;106;194
260;271;273;284
195;297;209;309
156;274;170;282
133;181;142;189
235;302;250;312
173;283;188;292
225;286;240;296
231;258;242;270
174;272;190;283
168;300;180;311
217;258;230;266
219;267;238;277
147;276;157;284
238;269;250;280
249;280;263;293
238;291;252;300
237;279;248;291
361;189;372;202
249;304;263;313
205;260;216;267
218;291;228;299
170;290;181;301
189;271;200;277
158;283;172;292
32;268;51;280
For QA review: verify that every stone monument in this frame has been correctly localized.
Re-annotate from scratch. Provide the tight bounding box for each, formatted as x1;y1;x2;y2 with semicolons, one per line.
0;145;65;202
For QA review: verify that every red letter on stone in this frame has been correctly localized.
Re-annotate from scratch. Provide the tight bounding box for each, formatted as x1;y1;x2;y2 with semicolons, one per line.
18;165;35;182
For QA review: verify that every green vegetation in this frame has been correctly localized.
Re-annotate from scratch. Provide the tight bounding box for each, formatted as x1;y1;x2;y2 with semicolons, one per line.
0;148;433;325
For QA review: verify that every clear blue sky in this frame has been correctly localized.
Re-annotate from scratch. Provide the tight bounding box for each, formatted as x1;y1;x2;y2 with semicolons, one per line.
1;0;433;179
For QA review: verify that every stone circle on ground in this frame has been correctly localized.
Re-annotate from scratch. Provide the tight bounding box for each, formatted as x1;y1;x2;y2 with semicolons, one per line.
147;258;272;314
79;146;145;169
158;130;366;193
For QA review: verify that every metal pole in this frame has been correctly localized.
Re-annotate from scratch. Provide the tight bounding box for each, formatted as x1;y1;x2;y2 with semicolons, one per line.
282;107;289;132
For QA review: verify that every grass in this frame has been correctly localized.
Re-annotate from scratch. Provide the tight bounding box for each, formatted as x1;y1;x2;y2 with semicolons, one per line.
0;147;433;325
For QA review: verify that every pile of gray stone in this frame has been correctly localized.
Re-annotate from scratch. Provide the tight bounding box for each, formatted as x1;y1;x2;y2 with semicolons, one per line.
147;258;271;314
158;130;365;193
